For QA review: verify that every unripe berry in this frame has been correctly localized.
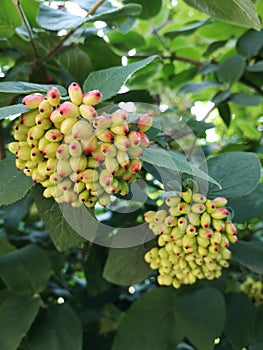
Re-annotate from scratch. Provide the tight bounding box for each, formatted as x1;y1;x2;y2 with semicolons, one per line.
144;211;155;223
191;203;206;214
14;131;27;142
60;118;78;135
35;115;52;130
50;109;64;124
210;231;222;245
225;221;237;235
8;142;19;154
79;104;97;120
178;217;188;232
68;82;83;105
42;142;59;158
136;113;152;132
59;101;79;119
117;150;130;169
31;147;44;162
192;193;206;203
111;123;129;135
114;135;130;151
72;120;93;140
99;169;113;187
20;110;38;127
166;196;181;207
211;207;228;219
68;140;83;158
127;146;143;159
45;129;63;142
32;168;46;183
138;132;150;148
73;181;86;194
57;179;72;191
186;224;196;237
47;87;60;106
154;210;167;223
104;178;120;194
16;145;31;161
199;228;213;239
201;212;211;228
79;189;90;202
56;144;70;160
177;202;190;215
93;115;112;130
197;236;210;248
16;159;26;170
111;109;127;124
105;157;119;174
63;190;78;204
212;219;225;232
28;125;45;140
38;137;49;153
82;90;103;105
187;212;201;226
91;148;105;163
38;99;53;116
206;200;216;213
82;135;98;153
101;143;117;157
69;155;87;173
164;215;177;227
22;93;45;108
37;161;49;178
98;192;111;207
96;129;114;142
14;123;29;134
128;158;142;173
46;158;56;172
56;159;72;177
119;180;129;196
80;169;99;183
213;197;228;207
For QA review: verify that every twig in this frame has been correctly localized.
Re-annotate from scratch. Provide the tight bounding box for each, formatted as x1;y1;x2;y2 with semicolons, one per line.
127;53;204;67
33;0;106;73
240;76;263;96
16;0;38;60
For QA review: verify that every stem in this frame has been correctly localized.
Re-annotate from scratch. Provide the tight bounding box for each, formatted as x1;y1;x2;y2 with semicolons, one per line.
240;76;263;96
128;53;204;67
0;121;5;160
16;0;38;60
33;0;106;73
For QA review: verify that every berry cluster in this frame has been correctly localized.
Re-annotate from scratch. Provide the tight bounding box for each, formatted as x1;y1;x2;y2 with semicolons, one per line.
144;190;238;288
240;277;263;306
8;83;152;208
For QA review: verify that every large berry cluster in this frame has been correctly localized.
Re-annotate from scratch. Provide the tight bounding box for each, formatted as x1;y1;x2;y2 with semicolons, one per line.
240;277;263;306
144;190;238;288
8;83;152;208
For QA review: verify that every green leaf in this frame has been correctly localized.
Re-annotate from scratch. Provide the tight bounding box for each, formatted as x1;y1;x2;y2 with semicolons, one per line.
235;119;261;140
0;244;52;295
26;304;82;350
37;4;87;30
237;29;263;59
103;245;151;286
141;147;220;188
231;241;263;274
228;183;263;223
33;185;87;252
164;20;210;39
218;102;231;127
0;240;16;256
179;80;220;93
83;55;157;101
224;293;256;350
0;152;34;205
206;152;261;198
0;81;66;95
212;90;231;104
112;288;183;350
86;4;142;23
20;0;40;28
231;92;263;106
174;287;226;350
183;0;261;30
123;0;161;19
0;0;22;38
0;290;41;350
0;104;29;120
85;245;110;296
217;55;246;84
247;61;263;72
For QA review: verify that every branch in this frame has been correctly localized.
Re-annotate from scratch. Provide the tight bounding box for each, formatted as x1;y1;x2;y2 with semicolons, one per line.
240;76;263;96
127;53;204;67
16;0;38;60
32;0;106;73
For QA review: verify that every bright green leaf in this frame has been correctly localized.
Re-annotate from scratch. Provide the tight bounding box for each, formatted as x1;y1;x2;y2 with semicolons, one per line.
224;293;256;350
26;304;82;350
0;0;22;38
0;290;41;350
174;287;226;350
141;147;220;188
231;241;263;274
237;29;263;58
83;55;157;100
112;288;183;350
217;55;246;84
33;185;87;252
0;153;34;205
179;80;220;93
183;0;261;30
207;152;261;198
0;244;52;295
235;119;261;140
103;245;151;286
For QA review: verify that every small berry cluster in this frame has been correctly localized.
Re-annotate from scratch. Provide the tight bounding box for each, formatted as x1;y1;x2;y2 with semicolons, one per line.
8;83;152;208
144;189;238;288
240;277;263;306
